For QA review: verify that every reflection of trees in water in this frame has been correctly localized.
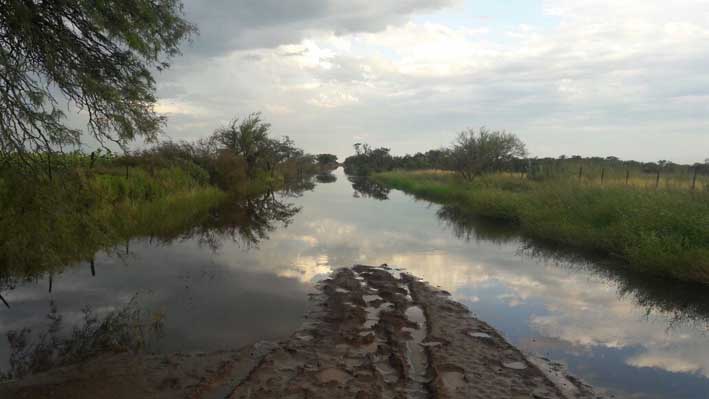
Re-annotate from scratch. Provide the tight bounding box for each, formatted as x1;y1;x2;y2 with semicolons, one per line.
0;190;304;375
315;173;337;184
280;178;316;198
437;204;709;329
348;176;390;200
0;185;308;305
521;243;709;330
194;191;301;250
437;205;519;245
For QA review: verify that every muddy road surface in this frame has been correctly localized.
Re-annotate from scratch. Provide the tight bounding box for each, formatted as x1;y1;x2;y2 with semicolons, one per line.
1;265;599;399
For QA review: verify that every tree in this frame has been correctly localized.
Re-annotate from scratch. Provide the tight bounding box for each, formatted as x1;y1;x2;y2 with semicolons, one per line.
212;113;271;177
451;128;527;181
0;1;195;165
316;153;338;165
343;144;394;175
261;136;303;176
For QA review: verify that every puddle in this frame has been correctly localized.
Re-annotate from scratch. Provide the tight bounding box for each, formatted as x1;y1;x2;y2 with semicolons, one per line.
375;361;399;384
439;370;465;392
468;332;492;339
403;304;429;399
317;367;350;384
295;333;314;341
363;302;392;329
503;361;528;370
363;294;383;302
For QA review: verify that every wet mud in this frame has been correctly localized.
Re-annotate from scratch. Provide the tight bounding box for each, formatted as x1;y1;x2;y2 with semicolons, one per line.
1;265;600;399
227;265;599;399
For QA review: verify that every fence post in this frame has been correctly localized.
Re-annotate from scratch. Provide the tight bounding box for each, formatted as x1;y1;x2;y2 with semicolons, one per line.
655;170;661;189
601;168;605;185
578;166;583;181
625;170;630;185
527;159;532;179
0;293;9;309
692;167;698;191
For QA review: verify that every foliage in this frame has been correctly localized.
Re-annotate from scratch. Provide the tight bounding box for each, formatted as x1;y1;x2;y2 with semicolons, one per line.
450;128;527;181
375;170;709;284
344;130;708;191
0;155;224;286
343;128;525;179
343;144;396;175
200;112;318;188
0;0;195;161
211;113;273;177
2;297;164;381
316;153;338;165
0;110;328;309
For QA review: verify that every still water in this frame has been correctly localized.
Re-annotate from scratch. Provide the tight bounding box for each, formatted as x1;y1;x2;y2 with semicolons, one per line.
1;168;709;398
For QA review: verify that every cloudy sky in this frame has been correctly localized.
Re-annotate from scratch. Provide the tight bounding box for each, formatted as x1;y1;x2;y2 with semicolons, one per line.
152;0;709;163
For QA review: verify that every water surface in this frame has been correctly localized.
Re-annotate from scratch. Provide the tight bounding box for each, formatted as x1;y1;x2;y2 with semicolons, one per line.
1;168;708;398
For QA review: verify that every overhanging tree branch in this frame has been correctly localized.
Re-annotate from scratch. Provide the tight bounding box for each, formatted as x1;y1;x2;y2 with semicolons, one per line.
0;0;196;166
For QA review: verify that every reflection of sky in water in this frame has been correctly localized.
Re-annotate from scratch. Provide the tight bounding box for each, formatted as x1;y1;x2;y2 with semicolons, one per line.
2;168;709;398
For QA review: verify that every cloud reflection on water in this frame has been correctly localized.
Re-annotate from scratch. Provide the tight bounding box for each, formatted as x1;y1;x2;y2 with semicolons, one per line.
265;170;709;397
2;170;708;398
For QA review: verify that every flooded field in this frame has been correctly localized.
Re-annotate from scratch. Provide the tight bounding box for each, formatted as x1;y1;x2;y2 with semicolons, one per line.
1;168;708;398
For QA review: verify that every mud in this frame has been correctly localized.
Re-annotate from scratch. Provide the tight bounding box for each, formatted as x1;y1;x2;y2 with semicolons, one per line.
226;265;600;399
0;344;275;399
1;265;600;399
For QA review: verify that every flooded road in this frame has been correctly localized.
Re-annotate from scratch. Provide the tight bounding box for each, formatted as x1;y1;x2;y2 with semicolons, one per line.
1;168;708;398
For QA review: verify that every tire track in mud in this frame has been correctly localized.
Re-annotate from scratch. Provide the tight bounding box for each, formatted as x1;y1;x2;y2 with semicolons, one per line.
0;265;600;399
227;265;599;399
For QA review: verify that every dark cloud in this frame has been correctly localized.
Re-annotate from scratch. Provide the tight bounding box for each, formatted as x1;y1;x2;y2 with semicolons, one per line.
181;0;457;55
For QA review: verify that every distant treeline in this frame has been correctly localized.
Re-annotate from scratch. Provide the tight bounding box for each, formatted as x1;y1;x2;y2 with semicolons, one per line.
344;129;709;190
345;146;707;178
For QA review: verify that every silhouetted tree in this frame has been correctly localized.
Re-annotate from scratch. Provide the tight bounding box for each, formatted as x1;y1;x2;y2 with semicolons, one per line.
0;1;195;165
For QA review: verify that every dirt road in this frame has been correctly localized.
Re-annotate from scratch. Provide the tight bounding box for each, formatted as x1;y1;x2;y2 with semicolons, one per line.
1;265;599;399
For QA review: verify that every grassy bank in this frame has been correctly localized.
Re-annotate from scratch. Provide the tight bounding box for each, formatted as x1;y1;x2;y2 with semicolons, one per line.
373;170;709;284
0;163;226;282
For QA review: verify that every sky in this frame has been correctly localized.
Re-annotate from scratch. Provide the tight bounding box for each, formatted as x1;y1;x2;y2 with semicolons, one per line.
147;0;709;163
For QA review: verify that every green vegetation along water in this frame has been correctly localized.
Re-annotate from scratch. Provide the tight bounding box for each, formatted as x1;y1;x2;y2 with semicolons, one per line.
1;169;708;398
373;170;709;285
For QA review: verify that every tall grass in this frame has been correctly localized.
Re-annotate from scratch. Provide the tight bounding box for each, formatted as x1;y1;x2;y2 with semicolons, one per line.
0;165;225;283
526;159;709;192
374;170;709;284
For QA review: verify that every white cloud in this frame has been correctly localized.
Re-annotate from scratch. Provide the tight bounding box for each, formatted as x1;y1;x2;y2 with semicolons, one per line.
154;0;709;162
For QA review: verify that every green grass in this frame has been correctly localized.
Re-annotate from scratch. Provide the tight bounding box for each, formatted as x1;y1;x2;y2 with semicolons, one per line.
0;165;226;283
373;170;709;284
0;149;318;285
